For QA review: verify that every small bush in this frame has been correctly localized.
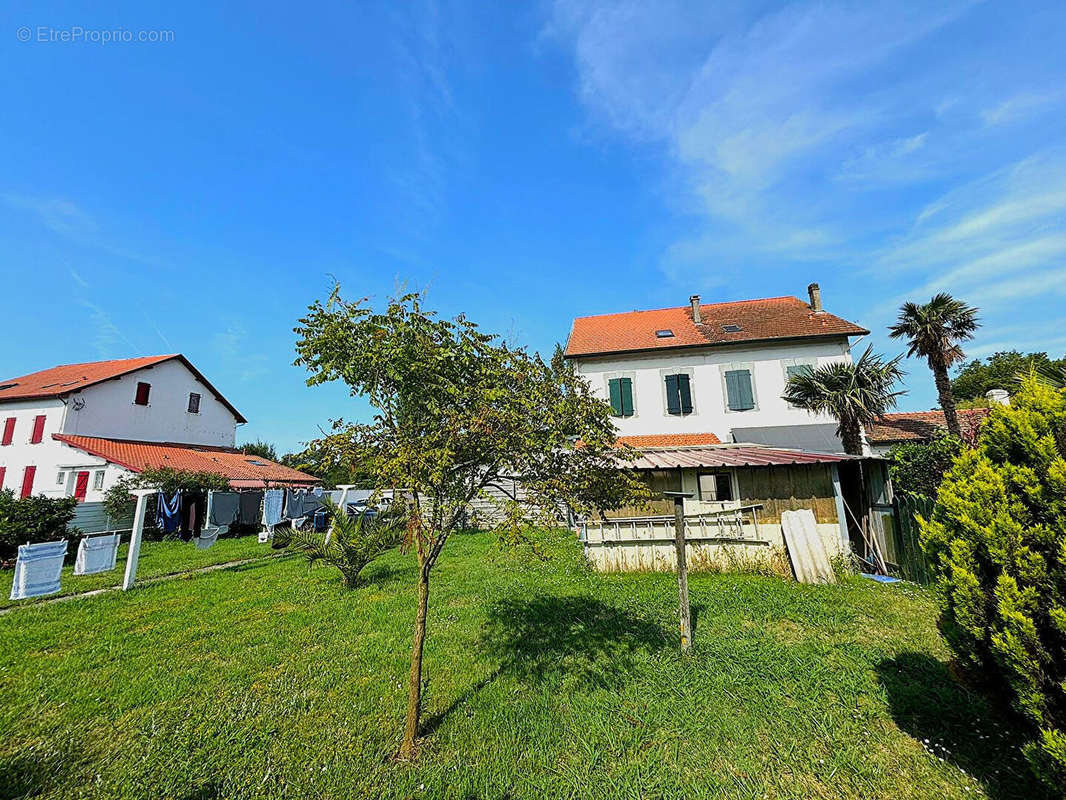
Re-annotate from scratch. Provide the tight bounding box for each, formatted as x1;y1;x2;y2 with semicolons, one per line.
0;489;80;564
888;431;966;499
920;378;1066;790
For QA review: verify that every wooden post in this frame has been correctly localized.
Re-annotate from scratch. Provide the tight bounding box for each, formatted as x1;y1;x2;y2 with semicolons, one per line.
122;489;156;591
665;491;694;654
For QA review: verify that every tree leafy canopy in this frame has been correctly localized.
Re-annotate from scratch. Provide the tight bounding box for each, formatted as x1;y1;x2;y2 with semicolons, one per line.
294;288;646;541
782;345;904;455
952;350;1066;401
888;431;965;499
921;378;1066;789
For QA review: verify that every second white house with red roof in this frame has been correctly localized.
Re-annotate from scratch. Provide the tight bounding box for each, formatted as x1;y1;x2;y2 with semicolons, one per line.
0;355;314;511
565;283;868;452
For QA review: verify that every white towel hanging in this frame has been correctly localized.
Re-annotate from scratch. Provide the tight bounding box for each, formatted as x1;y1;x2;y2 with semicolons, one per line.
74;533;120;575
10;540;68;600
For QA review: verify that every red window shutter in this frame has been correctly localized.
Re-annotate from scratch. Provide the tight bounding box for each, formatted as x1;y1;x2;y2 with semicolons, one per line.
1;417;14;446
20;465;36;498
135;382;151;405
30;415;45;444
0;466;6;488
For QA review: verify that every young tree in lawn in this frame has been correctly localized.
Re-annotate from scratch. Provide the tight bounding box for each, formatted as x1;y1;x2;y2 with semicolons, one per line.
294;287;647;759
782;345;905;456
889;293;979;438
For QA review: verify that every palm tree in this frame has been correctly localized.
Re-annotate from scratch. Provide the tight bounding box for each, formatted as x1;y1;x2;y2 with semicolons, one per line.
783;346;905;455
281;497;405;588
888;293;979;438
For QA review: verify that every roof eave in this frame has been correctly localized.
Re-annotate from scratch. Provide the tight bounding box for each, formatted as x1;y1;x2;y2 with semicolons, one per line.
564;330;869;360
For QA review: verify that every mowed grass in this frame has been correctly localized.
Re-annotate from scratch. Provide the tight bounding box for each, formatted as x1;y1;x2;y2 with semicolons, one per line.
0;535;276;610
0;530;1045;800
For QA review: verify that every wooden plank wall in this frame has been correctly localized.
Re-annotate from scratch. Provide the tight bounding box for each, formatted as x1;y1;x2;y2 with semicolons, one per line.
736;464;838;524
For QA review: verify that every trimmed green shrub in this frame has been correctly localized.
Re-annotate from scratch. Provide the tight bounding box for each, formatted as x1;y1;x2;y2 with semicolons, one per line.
0;489;80;564
888;431;966;499
921;378;1066;789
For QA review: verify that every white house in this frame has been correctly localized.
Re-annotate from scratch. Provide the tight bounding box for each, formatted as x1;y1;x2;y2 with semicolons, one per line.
564;285;892;571
565;284;868;452
0;354;314;506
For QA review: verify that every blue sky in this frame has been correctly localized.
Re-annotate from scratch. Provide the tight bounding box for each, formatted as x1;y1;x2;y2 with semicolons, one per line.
2;1;1064;453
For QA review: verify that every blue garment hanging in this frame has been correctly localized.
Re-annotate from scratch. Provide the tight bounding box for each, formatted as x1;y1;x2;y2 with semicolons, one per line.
156;491;181;533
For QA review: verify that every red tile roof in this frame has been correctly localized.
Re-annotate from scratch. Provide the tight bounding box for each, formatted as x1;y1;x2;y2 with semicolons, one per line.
626;444;855;470
866;408;991;445
616;433;722;448
565;296;868;358
0;355;247;423
54;435;317;487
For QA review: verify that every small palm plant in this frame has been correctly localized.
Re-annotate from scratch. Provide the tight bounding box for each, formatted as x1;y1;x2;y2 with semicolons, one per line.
888;293;979;438
783;346;905;455
283;497;405;588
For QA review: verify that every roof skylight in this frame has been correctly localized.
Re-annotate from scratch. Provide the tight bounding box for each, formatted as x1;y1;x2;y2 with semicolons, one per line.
722;324;743;333
655;329;674;338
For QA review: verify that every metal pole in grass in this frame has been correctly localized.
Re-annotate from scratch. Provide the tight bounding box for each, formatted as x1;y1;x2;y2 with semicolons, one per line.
664;491;694;654
122;489;156;591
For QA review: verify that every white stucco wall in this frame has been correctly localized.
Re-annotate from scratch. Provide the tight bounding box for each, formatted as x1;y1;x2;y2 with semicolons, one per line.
1;357;240;502
572;337;853;447
0;399;132;502
61;358;239;447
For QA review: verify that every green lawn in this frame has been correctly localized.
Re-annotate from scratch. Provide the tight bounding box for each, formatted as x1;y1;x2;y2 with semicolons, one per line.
0;530;1044;799
0;535;276;610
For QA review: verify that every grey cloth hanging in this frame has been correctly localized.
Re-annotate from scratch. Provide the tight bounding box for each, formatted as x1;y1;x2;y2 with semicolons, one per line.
238;491;263;525
209;491;241;528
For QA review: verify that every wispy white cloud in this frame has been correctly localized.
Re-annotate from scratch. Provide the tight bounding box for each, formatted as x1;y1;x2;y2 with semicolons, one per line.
548;0;1066;307
3;194;97;237
981;90;1064;126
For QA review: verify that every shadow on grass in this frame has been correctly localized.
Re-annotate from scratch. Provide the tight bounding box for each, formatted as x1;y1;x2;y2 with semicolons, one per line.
875;653;1050;800
480;594;671;689
0;743;81;800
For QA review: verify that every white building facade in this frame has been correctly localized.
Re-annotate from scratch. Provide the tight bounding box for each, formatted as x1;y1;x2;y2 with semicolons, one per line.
0;355;246;504
565;286;869;452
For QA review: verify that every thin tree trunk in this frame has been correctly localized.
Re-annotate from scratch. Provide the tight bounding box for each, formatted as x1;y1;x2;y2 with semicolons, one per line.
932;361;961;438
400;562;430;759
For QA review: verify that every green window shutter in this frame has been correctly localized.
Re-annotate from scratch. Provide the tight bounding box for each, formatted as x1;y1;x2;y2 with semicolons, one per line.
619;377;634;417
678;373;692;414
665;374;681;415
725;369;755;411
786;364;813;381
608;378;623;417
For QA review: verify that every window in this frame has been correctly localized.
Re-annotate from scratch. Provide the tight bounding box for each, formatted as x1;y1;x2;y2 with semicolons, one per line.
1;417;14;446
724;368;756;411
664;373;693;415
93;470;105;490
722;324;743;333
30;414;45;444
698;471;734;502
134;381;151;406
20;466;36;499
783;361;815;406
608;377;634;418
56;471;65;486
655;329;674;338
188;392;201;413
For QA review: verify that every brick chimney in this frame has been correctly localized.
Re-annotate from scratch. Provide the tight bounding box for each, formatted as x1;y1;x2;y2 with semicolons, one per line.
807;283;823;313
689;295;702;324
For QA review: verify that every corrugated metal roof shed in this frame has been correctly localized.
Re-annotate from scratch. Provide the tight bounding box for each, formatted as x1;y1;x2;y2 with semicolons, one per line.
623;445;858;470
